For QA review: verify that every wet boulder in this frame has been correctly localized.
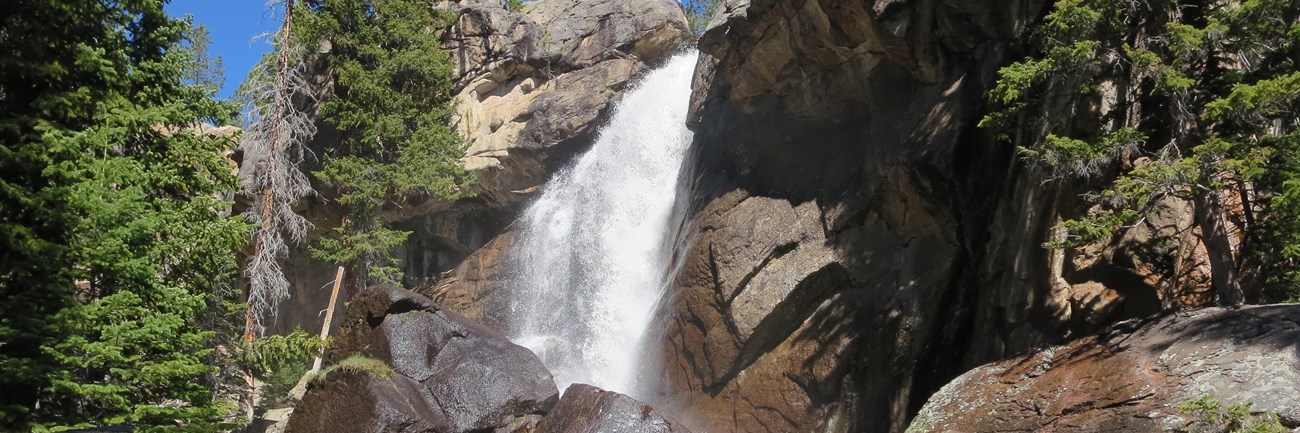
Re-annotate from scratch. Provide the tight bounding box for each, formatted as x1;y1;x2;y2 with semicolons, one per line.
534;384;695;433
291;284;559;432
428;323;559;432
284;370;450;433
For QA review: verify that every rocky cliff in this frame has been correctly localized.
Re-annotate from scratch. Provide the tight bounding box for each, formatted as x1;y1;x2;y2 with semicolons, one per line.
643;0;1247;432
271;0;690;335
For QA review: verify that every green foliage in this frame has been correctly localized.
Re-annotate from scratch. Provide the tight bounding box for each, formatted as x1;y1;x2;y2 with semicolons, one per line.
984;0;1300;302
1178;395;1288;433
233;330;323;411
234;330;327;378
506;0;526;12
319;355;394;380
1;1;247;429
296;0;473;286
680;0;723;37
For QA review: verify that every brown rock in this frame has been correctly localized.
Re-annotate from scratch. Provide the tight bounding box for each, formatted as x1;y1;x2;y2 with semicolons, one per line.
909;305;1300;432
429;229;514;328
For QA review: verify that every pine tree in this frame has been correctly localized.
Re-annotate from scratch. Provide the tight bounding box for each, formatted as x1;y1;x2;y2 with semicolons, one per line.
296;0;472;288
0;0;246;429
983;0;1300;304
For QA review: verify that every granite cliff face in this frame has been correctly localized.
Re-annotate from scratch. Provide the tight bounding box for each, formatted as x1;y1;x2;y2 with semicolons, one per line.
637;0;1271;430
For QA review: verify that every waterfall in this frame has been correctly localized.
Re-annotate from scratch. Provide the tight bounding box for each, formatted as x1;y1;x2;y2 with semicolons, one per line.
505;51;698;394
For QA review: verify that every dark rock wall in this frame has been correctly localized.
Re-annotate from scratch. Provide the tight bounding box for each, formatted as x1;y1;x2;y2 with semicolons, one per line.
644;0;1070;432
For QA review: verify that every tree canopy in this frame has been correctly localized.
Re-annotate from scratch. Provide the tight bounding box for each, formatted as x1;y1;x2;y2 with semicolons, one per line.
296;0;473;287
983;0;1300;303
0;0;247;430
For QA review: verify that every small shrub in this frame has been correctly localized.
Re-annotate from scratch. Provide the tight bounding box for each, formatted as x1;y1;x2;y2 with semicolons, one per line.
1178;395;1287;433
321;355;395;380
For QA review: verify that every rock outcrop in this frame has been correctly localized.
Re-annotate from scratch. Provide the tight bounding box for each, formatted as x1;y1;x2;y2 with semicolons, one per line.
446;0;690;197
534;384;695;433
909;305;1300;432
650;0;1261;431
286;285;559;433
426;228;514;327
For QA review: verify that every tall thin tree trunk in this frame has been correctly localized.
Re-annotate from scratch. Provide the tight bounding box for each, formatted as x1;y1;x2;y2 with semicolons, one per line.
241;2;298;426
1194;189;1244;306
244;0;297;343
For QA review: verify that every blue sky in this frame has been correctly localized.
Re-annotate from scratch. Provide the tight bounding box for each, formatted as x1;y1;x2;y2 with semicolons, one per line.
166;0;281;99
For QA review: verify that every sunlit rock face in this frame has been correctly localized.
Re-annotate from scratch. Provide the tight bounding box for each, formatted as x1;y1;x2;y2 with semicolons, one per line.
444;0;691;198
910;305;1300;433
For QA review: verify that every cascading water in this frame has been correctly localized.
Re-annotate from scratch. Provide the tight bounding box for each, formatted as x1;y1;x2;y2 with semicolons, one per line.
505;51;698;394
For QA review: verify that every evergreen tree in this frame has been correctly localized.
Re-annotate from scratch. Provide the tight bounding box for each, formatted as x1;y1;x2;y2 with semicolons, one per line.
983;0;1300;304
679;0;722;36
296;0;472;287
0;0;246;429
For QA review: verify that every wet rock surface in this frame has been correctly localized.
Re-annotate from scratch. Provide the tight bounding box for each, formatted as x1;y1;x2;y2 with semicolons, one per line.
292;285;558;433
910;305;1300;432
534;384;695;433
284;370;451;433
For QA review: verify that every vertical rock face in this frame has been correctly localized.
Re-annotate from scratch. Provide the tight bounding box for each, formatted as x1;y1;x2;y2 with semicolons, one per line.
652;0;1246;432
444;0;690;199
649;1;1055;432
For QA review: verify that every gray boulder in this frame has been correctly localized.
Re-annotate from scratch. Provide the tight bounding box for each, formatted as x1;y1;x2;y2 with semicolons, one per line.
534;384;695;433
284;370;450;433
292;285;559;433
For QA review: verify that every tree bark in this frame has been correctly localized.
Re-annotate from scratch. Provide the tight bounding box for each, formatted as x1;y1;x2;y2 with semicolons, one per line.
1194;189;1244;306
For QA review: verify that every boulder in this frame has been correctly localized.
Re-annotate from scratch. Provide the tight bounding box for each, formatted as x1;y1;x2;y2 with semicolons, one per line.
427;313;559;432
534;384;695;433
284;370;450;433
909;305;1300;432
298;285;558;433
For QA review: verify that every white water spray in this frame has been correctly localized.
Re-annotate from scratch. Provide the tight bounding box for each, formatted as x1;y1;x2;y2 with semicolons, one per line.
505;51;698;393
